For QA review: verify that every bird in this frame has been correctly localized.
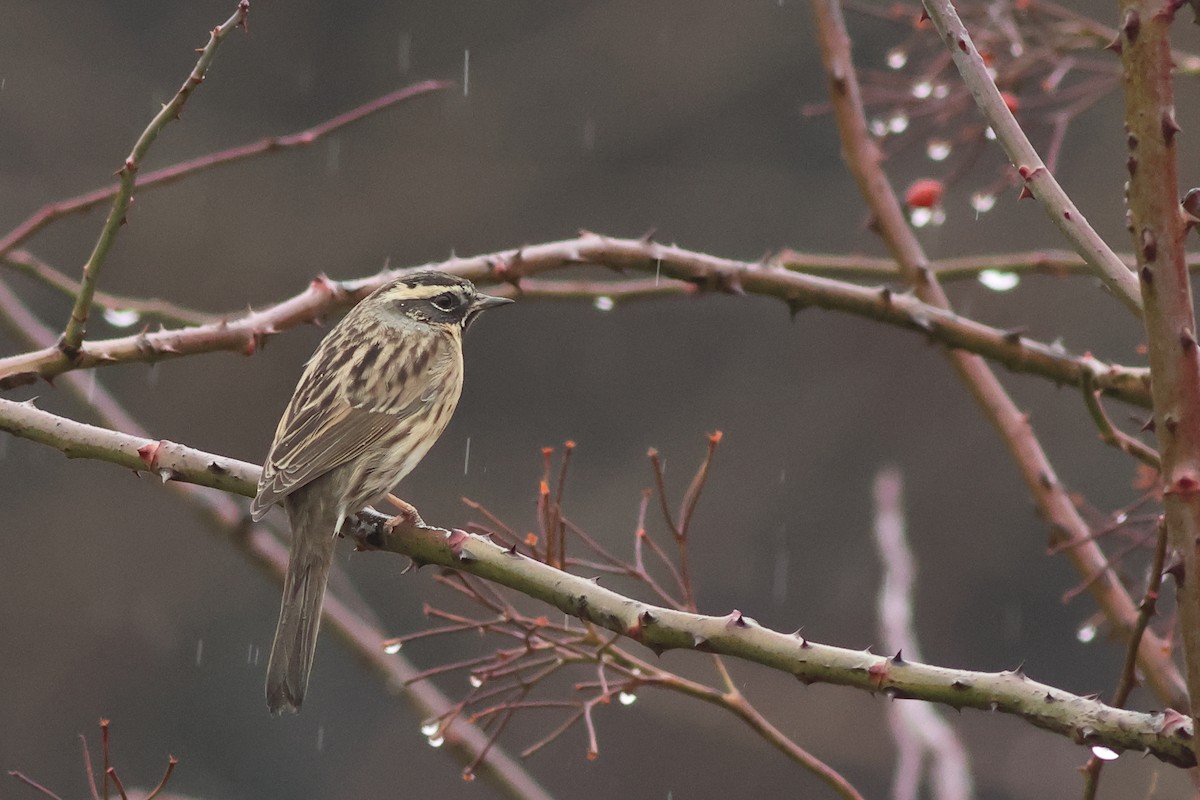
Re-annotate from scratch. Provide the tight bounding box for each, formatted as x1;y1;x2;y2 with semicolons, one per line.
250;271;512;713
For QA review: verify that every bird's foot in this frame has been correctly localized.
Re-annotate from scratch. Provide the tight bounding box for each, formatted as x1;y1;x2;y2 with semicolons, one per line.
384;494;426;531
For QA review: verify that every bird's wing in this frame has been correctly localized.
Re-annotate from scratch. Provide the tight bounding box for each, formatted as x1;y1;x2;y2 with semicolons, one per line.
251;333;455;519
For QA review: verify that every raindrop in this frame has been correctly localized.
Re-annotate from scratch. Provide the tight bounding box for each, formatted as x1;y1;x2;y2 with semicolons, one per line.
618;691;638;706
886;47;908;70
1091;745;1119;761
463;49;470;97
869;118;888;137
81;370;98;403
970;192;996;214
655;258;662;286
420;721;440;737
887;113;909;134
932;83;950;99
984;126;997;140
384;641;402;654
926;140;951;161
397;32;412;74
195;639;204;666
583;117;596;151
978;270;1019;292
428;735;445;748
463;437;471;476
469;674;483;688
911;81;933;99
1077;623;1097;644
316;725;325;752
593;296;614;312
771;537;790;604
326;138;341;174
930;208;946;226
103;308;141;328
910;207;934;228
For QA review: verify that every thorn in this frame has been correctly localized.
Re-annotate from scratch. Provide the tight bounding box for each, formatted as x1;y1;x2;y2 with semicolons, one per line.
1002;327;1027;345
1105;34;1123;54
1122;9;1141;42
1018;186;1034;201
639;227;658;243
1163;107;1182;145
1141;229;1158;262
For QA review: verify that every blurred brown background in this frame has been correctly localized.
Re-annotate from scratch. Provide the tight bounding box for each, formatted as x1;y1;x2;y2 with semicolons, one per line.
0;1;1194;797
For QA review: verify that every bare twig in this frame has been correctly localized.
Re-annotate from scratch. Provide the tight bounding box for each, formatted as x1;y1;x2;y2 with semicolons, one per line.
0;80;451;261
1080;369;1161;470
917;0;1143;316
59;1;250;355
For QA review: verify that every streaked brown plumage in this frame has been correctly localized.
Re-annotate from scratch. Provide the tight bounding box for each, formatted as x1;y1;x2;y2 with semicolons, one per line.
251;272;511;713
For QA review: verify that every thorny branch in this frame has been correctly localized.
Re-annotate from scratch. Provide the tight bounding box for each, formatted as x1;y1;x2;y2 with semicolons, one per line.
0;396;1195;767
0;235;1153;406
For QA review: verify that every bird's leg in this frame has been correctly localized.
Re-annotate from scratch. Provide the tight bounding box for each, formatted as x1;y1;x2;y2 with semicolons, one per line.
383;493;426;530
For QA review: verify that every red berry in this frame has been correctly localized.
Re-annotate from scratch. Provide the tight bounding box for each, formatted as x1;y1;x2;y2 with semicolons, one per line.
905;178;943;208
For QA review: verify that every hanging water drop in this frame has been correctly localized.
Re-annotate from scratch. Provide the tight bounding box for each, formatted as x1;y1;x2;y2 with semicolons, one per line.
618;691;638;706
593;296;614;312
103;308;141;328
911;81;933;99
970;192;996;213
978;270;1018;291
886;47;908;70
910;207;934;228
984;126;997;140
932;83;950;99
469;674;483;688
383;641;402;654
926;140;951;161
887;113;909;134
420;721;440;737
1076;622;1097;643
869;118;888;137
428;735;445;748
1090;745;1119;761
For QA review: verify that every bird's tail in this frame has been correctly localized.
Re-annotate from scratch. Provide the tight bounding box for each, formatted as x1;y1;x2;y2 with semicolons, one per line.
265;499;337;714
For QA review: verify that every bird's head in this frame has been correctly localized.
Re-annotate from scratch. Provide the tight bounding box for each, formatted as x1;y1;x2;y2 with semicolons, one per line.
362;271;513;331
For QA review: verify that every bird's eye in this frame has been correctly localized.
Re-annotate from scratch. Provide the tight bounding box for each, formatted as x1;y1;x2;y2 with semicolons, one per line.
430;292;459;312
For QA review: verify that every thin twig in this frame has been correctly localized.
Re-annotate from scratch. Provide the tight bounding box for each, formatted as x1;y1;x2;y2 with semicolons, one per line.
59;1;250;355
1080;369;1161;470
0;80;450;260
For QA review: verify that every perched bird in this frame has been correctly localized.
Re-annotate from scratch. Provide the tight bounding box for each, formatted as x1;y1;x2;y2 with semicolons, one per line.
251;271;512;713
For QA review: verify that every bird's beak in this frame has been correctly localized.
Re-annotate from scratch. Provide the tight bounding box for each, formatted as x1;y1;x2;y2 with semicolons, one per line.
471;293;515;311
463;292;513;329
